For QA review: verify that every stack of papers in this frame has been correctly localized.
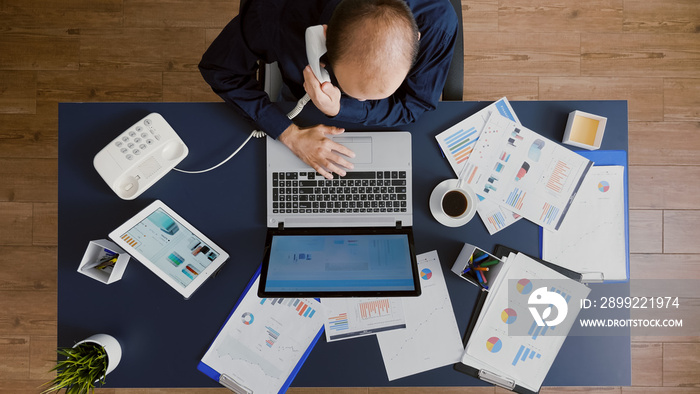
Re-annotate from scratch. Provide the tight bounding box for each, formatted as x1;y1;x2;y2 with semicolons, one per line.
461;252;590;392
436;97;593;233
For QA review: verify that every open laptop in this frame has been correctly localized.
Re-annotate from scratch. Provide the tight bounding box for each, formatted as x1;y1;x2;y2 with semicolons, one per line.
259;131;421;298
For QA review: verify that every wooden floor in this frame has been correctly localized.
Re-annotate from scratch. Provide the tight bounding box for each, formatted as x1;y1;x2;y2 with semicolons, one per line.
1;0;699;392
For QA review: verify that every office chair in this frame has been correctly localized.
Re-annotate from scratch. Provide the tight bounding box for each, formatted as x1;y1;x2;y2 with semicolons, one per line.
240;0;464;102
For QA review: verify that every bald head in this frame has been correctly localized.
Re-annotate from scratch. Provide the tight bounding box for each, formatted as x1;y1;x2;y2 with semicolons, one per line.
326;0;419;101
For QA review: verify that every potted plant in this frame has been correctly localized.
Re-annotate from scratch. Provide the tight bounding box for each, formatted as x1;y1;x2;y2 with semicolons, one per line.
43;334;122;394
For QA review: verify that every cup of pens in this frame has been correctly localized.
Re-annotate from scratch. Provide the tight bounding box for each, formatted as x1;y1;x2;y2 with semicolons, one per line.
450;243;504;291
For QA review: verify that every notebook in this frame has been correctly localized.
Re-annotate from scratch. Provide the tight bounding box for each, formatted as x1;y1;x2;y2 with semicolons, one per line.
260;132;421;298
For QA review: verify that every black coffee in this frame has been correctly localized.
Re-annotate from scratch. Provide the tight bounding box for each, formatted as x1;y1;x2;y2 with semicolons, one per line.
442;190;468;217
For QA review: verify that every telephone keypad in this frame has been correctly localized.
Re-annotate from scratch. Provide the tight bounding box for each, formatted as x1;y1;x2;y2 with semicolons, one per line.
110;116;167;161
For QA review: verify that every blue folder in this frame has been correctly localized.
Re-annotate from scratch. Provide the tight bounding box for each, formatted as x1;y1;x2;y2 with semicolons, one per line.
197;265;325;392
539;149;629;282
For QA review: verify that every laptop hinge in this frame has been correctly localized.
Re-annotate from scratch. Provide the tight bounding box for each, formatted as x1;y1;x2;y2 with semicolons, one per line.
278;222;284;230
396;221;402;229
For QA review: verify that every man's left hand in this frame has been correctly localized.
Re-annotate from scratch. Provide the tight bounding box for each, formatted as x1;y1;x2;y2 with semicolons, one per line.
303;65;341;117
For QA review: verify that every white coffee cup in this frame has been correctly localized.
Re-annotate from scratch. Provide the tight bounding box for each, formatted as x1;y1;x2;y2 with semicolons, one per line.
429;179;478;227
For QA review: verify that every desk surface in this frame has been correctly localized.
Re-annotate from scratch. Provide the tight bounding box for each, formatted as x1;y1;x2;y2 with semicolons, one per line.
58;100;630;388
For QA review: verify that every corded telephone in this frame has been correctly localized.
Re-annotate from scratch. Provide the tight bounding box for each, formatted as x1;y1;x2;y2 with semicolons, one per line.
93;26;330;199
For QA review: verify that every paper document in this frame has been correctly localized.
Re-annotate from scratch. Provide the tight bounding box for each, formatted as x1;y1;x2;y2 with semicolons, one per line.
542;166;627;281
376;250;464;380
462;113;593;231
462;253;591;392
435;97;520;174
200;276;323;394
321;297;406;342
434;97;523;234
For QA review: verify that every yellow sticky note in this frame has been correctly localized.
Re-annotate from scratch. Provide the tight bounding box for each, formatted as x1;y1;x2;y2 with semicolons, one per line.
569;115;599;146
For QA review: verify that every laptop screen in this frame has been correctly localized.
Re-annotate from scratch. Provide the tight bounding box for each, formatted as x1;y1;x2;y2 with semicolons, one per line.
259;227;421;297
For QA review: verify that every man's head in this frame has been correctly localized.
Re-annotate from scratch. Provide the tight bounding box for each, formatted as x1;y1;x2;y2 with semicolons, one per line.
326;0;419;101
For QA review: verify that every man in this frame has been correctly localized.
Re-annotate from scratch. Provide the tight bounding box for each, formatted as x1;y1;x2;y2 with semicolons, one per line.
199;0;458;179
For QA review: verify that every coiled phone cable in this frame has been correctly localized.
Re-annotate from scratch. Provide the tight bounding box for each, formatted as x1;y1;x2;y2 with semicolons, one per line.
173;94;311;174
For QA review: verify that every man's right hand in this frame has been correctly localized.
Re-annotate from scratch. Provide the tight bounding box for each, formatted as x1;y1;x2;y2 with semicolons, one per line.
278;123;356;179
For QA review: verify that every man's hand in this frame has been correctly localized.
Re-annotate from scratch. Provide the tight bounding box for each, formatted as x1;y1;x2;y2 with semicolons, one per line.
278;123;355;179
303;65;341;117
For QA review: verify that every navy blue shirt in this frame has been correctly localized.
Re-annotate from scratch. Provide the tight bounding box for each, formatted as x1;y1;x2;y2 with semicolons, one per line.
199;0;458;139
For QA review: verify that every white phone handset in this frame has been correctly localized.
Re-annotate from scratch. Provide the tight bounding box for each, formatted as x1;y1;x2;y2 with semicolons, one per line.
305;25;331;84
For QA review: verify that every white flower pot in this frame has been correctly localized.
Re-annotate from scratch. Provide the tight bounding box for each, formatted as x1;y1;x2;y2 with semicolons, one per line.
75;333;122;376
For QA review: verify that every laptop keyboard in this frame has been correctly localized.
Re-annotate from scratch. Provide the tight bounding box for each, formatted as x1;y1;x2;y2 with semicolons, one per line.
272;171;408;214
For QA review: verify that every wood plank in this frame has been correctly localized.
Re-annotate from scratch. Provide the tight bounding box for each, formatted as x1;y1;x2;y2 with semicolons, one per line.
623;388;700;394
0;246;56;291
664;210;700;253
629;166;700;210
663;343;700;387
0;203;33;246
539;388;621;394
29;335;56;381
498;0;623;33
629;210;663;253
631;253;700;280
0;291;56;336
37;71;163;103
0;159;57;203
79;28;205;72
623;0;700;33
32;203;56;246
463;33;580;76
664;78;700;121
163;72;222;102
539;77;664;122
0;380;58;394
0;71;36;114
0;28;79;71
462;76;538;101
463;0;498;32
0;0;123;29
631;342;663;386
124;0;237;29
629;121;700;166
582;33;700;78
371;388;492;394
0;336;30;379
0;102;58;159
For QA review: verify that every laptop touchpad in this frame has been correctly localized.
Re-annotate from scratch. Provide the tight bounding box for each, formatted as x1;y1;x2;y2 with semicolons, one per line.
333;137;372;164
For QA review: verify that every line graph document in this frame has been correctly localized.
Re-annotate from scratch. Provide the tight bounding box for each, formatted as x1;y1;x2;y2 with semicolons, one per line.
199;276;323;394
376;250;464;380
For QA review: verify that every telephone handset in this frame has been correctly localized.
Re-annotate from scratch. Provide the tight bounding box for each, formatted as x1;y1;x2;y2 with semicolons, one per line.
305;25;331;84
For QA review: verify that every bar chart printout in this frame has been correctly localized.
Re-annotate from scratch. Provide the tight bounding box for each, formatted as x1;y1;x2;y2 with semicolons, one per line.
322;297;406;342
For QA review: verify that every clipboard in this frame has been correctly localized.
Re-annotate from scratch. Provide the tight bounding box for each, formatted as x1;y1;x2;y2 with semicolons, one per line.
539;150;630;283
197;266;324;393
453;244;586;394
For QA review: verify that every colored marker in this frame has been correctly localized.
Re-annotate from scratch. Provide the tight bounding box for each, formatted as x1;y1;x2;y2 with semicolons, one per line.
478;270;487;283
473;253;489;263
474;267;489;271
480;259;500;267
461;267;471;274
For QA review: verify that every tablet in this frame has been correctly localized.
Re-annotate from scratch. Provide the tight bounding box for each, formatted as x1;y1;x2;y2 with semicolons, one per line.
109;200;229;299
258;227;421;298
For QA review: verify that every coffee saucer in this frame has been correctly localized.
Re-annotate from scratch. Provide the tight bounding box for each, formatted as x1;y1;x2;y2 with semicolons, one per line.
429;179;478;227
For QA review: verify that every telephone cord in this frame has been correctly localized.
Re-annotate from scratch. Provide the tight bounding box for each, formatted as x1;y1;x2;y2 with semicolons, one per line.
173;94;310;174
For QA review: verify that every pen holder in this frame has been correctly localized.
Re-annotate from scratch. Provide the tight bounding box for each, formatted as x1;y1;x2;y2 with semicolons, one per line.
78;239;130;284
450;243;505;291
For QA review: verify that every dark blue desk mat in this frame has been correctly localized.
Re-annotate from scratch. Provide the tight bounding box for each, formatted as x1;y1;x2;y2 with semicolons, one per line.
58;100;630;388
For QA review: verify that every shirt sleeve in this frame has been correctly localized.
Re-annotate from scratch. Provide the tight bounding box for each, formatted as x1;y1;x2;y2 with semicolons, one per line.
198;15;292;139
332;12;458;127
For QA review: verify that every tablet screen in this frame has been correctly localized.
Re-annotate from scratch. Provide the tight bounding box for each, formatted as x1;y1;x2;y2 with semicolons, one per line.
118;208;221;288
262;232;419;295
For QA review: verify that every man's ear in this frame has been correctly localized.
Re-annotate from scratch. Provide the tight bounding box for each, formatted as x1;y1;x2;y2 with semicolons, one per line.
323;24;328;37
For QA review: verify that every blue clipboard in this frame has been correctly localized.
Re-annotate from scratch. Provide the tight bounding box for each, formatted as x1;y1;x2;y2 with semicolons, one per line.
197;265;325;393
539;150;629;282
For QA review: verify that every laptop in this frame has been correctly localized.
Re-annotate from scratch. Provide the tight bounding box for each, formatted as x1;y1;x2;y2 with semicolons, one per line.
259;131;421;298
